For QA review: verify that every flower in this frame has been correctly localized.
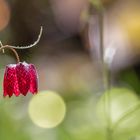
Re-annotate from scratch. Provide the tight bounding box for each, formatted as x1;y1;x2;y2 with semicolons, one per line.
3;62;38;97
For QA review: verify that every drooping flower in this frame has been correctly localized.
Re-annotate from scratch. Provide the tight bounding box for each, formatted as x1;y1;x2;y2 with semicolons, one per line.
3;62;38;97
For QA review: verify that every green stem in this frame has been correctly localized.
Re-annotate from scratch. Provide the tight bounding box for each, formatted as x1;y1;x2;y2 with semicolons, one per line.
98;8;112;140
105;69;112;140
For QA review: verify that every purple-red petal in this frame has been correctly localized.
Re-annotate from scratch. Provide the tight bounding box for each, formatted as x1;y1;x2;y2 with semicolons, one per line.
3;64;20;97
29;64;38;94
16;62;30;96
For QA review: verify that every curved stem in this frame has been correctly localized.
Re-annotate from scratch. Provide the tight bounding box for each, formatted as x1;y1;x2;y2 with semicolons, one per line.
0;41;4;53
0;45;20;63
9;26;43;49
0;26;42;63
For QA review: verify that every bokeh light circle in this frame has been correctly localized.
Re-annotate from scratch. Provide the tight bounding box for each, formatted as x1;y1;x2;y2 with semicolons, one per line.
97;88;139;123
28;90;66;128
97;87;140;137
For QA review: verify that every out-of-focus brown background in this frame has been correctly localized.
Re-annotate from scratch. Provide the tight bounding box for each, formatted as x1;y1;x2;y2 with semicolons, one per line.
1;0;140;140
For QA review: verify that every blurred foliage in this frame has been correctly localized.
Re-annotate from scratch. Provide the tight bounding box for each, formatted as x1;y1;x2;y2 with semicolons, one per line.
0;0;140;140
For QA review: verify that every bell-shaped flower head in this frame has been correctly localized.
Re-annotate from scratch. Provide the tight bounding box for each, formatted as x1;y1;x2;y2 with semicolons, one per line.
3;62;38;97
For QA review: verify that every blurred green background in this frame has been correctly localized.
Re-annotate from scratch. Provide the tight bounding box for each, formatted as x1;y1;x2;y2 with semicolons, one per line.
1;0;140;140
